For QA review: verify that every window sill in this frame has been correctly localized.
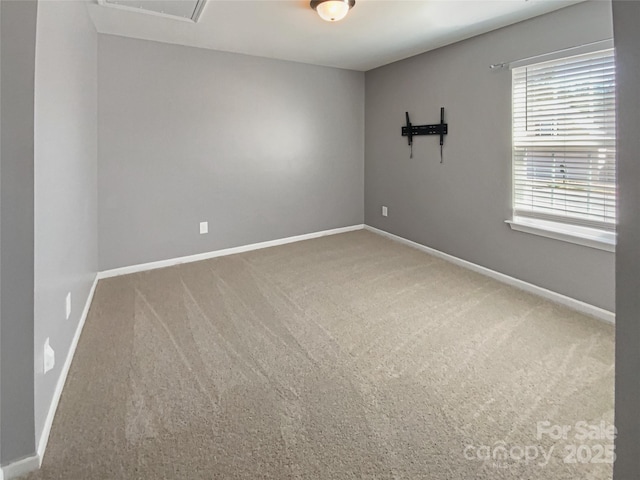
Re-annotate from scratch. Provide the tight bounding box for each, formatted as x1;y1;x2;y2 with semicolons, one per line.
506;217;616;253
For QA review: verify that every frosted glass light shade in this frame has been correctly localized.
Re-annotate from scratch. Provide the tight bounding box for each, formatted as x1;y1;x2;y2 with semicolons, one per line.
311;0;355;22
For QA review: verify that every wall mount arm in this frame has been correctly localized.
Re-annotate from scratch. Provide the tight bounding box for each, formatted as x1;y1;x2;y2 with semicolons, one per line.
401;107;448;162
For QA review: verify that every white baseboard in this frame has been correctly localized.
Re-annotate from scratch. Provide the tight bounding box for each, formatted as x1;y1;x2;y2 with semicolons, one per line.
364;225;615;324
0;454;40;480
6;222;611;479
35;274;100;467
98;225;365;279
9;226;365;478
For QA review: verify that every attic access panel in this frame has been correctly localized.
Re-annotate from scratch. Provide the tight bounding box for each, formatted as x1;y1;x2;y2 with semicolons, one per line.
99;0;207;22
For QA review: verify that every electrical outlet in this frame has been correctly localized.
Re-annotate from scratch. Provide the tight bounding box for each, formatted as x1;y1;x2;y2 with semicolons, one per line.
44;338;55;374
382;206;388;217
65;292;71;320
199;221;208;234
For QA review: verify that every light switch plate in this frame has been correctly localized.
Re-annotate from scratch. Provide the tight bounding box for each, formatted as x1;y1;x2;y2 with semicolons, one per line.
65;292;71;320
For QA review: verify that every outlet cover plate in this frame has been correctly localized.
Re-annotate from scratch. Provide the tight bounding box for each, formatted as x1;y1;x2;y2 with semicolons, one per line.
44;338;55;374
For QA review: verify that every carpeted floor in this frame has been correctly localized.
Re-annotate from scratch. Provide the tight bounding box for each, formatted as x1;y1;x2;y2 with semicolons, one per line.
25;230;614;479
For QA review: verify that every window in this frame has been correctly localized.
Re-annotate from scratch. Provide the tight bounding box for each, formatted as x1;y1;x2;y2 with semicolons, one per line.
509;48;616;251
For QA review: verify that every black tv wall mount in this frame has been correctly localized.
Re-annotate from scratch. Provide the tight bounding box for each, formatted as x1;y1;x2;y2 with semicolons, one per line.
401;107;448;163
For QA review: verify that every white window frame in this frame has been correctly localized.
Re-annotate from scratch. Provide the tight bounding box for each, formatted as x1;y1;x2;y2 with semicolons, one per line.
506;40;617;252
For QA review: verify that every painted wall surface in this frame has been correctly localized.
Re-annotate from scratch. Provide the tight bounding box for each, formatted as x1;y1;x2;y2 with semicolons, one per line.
0;0;37;465
612;1;640;478
364;1;615;311
33;0;98;448
1;0;2;460
98;35;365;270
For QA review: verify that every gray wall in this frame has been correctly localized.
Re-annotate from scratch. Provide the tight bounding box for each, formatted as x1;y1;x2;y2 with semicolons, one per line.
98;35;364;270
33;0;98;448
612;1;640;478
0;0;37;465
0;0;3;459
364;0;615;312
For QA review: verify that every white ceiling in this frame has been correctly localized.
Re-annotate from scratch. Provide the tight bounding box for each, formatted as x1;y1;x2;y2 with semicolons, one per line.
88;0;585;71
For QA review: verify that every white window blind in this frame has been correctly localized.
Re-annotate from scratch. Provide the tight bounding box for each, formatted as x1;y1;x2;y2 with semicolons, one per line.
512;49;616;231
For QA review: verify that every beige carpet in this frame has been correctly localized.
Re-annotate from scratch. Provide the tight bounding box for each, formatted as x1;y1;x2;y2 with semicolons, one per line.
25;230;614;479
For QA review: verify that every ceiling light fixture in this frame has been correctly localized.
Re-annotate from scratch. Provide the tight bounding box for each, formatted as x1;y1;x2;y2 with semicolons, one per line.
310;0;355;22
